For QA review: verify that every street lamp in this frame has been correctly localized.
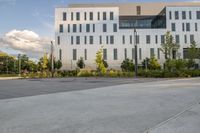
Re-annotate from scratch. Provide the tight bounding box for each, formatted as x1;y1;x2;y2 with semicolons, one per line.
51;41;54;77
134;28;138;78
18;54;21;77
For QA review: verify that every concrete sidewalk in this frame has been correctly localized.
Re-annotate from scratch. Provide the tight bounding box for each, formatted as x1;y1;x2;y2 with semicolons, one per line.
0;78;200;133
0;77;21;80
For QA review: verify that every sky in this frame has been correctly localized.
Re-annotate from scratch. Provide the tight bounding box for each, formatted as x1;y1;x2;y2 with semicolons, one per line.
0;0;199;60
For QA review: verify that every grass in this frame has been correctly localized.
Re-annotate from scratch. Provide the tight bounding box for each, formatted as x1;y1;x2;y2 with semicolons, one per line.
0;74;19;77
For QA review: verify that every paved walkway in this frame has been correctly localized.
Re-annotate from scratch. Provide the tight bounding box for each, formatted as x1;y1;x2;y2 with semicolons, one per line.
0;78;200;133
0;77;21;80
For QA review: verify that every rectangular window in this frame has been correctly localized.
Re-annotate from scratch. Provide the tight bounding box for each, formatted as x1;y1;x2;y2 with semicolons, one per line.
106;36;109;44
103;12;106;20
110;36;114;44
146;35;150;44
124;48;127;59
68;24;70;33
175;11;179;20
59;24;63;33
103;49;107;60
130;35;132;44
155;35;158;44
76;36;80;45
98;12;100;20
184;35;187;44
84;36;87;44
71;12;73;21
190;34;194;43
113;23;117;32
71;36;73;45
76;12;80;21
84;49;87;60
86;24;90;32
79;24;82;32
99;36;102;44
197;11;200;19
161;35;165;44
136;35;140;44
113;48;118;60
57;36;60;45
84;12;87;20
59;49;62;60
122;35;125;44
182;11;186;19
171;23;176;31
93;24;95;32
186;23;190;31
195;23;198;31
110;12;114;20
90;12;93;20
136;6;141;15
73;24;76;33
103;24;107;32
139;48;142;60
169;11;172;19
157;48;160;59
175;35;180;44
189;11;192;19
73;49;77;60
182;23;185;31
132;48;135;60
63;12;67;21
89;36;93;44
150;48;154;58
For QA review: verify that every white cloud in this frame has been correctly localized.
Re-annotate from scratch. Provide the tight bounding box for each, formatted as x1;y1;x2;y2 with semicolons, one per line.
0;30;52;59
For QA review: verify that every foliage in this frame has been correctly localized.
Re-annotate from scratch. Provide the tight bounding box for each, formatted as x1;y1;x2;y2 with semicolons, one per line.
149;56;161;70
95;47;106;75
141;58;150;69
103;60;109;68
187;41;200;69
121;58;134;72
165;59;187;71
77;57;85;69
0;52;16;73
160;31;180;60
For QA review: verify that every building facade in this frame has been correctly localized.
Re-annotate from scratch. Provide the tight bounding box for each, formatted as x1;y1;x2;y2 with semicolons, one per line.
55;2;200;70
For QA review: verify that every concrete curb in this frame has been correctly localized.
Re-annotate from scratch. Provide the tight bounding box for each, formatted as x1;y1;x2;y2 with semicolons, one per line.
0;77;22;80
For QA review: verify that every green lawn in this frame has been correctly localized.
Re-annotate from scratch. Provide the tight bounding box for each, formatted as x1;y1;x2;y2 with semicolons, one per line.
0;74;19;77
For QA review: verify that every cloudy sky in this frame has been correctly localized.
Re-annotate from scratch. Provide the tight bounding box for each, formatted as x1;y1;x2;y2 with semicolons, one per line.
0;0;199;60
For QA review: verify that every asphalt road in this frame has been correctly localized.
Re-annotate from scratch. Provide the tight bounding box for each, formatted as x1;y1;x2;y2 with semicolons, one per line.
0;78;200;133
0;77;165;99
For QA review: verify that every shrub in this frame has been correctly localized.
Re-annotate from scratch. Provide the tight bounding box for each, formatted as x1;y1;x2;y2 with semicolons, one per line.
77;70;94;77
77;57;85;69
121;58;134;72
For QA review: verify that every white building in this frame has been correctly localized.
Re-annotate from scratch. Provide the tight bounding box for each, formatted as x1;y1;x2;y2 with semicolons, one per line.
55;2;200;70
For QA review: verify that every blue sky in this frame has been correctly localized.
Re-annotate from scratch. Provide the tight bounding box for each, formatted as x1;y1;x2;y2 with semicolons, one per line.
0;0;198;59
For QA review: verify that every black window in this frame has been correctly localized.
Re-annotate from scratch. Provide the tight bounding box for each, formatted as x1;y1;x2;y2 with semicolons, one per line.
157;48;160;59
150;48;154;58
79;24;82;32
122;35;125;44
71;12;73;21
155;35;158;44
110;36;114;44
136;35;140;44
103;24;107;32
182;11;186;19
73;24;76;32
86;24;90;32
99;36;102;44
175;35;180;44
175;11;179;20
76;36;80;45
136;6;141;15
76;12;80;21
195;23;198;31
113;23;117;32
71;36;73;45
63;12;67;21
93;24;95;32
68;24;70;33
84;36;87;44
89;36;93;44
161;35;165;44
84;49;87;60
110;12;114;20
139;48;142;60
184;35;187;44
59;24;63;33
132;48;135;60
98;12;100;20
189;11;192;19
113;49;118;60
106;36;109;44
197;11;200;19
146;35;150;44
130;35;132;44
182;23;185;31
186;23;190;31
84;12;87;20
59;49;62;60
103;49;107;60
124;48;127;59
169;11;172;19
73;49;77;60
90;12;93;20
57;36;60;45
171;23;176;31
103;12;106;20
190;34;194;43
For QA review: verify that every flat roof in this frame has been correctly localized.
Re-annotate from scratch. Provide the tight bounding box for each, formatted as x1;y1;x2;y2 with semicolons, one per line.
67;2;200;16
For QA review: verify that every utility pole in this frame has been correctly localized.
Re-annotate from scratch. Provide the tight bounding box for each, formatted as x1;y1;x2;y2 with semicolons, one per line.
51;41;54;77
18;54;21;77
134;28;138;78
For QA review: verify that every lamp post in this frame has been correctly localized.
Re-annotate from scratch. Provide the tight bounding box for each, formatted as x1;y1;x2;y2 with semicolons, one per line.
134;28;138;78
51;41;54;77
18;54;21;77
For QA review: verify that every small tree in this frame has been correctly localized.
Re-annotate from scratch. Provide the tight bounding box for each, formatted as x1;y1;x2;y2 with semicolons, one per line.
141;58;150;70
121;58;134;72
160;31;180;60
55;60;62;70
103;60;109;68
187;41;199;69
149;56;161;70
77;57;85;69
95;47;106;75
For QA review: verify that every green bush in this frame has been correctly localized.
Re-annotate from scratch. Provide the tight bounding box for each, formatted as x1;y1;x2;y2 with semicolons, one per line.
77;70;94;77
121;58;134;72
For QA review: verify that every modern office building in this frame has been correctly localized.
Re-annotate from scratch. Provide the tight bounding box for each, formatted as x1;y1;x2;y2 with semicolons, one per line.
55;2;200;70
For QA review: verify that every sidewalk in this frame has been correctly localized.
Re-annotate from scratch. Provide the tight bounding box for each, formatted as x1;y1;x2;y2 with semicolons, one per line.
0;77;21;80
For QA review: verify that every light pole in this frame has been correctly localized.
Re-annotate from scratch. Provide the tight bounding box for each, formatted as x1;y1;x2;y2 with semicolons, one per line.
134;28;138;77
51;41;54;77
18;54;21;77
